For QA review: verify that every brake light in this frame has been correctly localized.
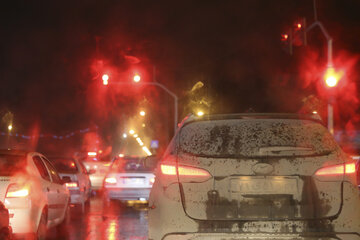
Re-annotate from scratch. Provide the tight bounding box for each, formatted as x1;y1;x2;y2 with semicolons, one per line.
160;163;211;182
6;184;29;198
65;182;79;189
315;162;356;176
150;177;155;184
105;177;117;184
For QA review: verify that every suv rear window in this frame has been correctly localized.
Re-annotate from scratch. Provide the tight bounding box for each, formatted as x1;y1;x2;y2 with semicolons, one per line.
0;155;26;176
51;158;78;174
179;119;337;158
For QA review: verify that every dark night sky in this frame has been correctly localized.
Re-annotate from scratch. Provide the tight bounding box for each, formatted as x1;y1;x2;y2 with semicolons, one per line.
0;0;360;138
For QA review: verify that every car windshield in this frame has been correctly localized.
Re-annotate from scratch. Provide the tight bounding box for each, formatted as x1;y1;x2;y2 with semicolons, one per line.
179;119;338;158
0;154;26;176
51;158;78;174
111;157;154;173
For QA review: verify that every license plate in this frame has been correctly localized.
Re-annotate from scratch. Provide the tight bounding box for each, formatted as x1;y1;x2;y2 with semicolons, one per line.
122;178;144;184
231;177;298;195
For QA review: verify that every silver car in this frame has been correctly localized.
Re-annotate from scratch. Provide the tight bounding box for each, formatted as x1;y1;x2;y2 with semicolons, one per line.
103;156;155;204
148;113;360;240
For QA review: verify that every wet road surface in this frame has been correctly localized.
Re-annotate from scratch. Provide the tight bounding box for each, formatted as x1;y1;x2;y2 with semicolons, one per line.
46;194;148;240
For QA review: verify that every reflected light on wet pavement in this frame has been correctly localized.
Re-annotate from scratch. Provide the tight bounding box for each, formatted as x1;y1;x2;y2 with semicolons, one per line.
46;194;148;240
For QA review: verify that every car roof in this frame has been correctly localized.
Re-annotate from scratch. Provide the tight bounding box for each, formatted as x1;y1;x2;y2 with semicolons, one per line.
181;113;324;126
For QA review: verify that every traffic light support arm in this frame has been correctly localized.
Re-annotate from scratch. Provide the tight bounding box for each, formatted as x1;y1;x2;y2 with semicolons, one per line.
142;82;178;135
306;21;333;67
306;20;334;134
108;81;178;135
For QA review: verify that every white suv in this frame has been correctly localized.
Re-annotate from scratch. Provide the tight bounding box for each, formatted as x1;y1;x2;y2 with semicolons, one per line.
148;113;360;240
0;150;70;239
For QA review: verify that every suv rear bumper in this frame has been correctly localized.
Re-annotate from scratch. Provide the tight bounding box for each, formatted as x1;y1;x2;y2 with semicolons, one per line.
162;232;360;240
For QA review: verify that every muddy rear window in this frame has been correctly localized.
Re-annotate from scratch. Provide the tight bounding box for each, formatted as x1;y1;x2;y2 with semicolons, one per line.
0;155;26;176
179;119;337;158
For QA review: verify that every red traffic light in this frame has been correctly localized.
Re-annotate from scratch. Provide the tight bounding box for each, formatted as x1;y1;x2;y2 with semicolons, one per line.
133;73;141;83
281;34;289;41
102;74;109;85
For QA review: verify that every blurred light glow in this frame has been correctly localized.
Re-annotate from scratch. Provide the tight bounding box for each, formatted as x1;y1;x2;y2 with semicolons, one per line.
324;67;344;88
197;111;204;116
122;133;127;138
129;129;135;135
133;134;138;138
142;123;146;128
105;177;117;184
133;73;141;83
312;111;318;114
118;153;124;157
140;110;146;116
102;74;109;85
65;182;78;188
88;152;97;156
142;146;152;156
8;125;12;131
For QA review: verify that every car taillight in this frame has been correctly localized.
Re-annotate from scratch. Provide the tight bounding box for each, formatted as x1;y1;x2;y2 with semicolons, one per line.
315;162;356;181
150;177;155;184
65;182;79;189
316;162;356;176
105;177;117;184
6;184;29;198
160;163;212;183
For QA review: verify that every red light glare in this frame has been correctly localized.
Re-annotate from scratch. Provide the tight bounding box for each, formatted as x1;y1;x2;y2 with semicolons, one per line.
133;74;141;83
296;23;302;29
281;34;289;41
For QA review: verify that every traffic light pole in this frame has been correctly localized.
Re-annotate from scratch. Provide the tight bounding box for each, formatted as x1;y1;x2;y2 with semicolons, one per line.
108;81;178;135
306;20;334;134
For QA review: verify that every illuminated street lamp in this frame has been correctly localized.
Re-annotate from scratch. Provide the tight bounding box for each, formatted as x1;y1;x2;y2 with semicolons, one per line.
196;111;204;117
102;74;109;85
133;74;141;83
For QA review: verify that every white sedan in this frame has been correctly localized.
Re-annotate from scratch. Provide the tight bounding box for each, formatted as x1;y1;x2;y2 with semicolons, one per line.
50;157;91;210
103;156;155;204
0;149;70;239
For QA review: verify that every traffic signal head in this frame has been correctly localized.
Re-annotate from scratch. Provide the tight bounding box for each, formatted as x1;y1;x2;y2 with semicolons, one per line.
133;73;141;83
102;74;109;85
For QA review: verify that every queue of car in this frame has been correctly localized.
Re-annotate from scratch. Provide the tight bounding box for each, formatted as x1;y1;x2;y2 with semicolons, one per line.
0;113;359;240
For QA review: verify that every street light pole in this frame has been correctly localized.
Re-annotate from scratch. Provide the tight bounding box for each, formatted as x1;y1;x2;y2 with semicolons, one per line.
107;81;178;135
306;20;334;134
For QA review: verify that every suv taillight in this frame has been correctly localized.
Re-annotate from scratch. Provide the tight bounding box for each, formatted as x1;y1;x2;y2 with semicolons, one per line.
315;162;356;181
160;163;212;183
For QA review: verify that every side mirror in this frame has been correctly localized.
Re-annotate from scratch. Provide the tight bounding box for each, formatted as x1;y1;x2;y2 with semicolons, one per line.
144;156;158;169
88;169;96;175
61;176;72;184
